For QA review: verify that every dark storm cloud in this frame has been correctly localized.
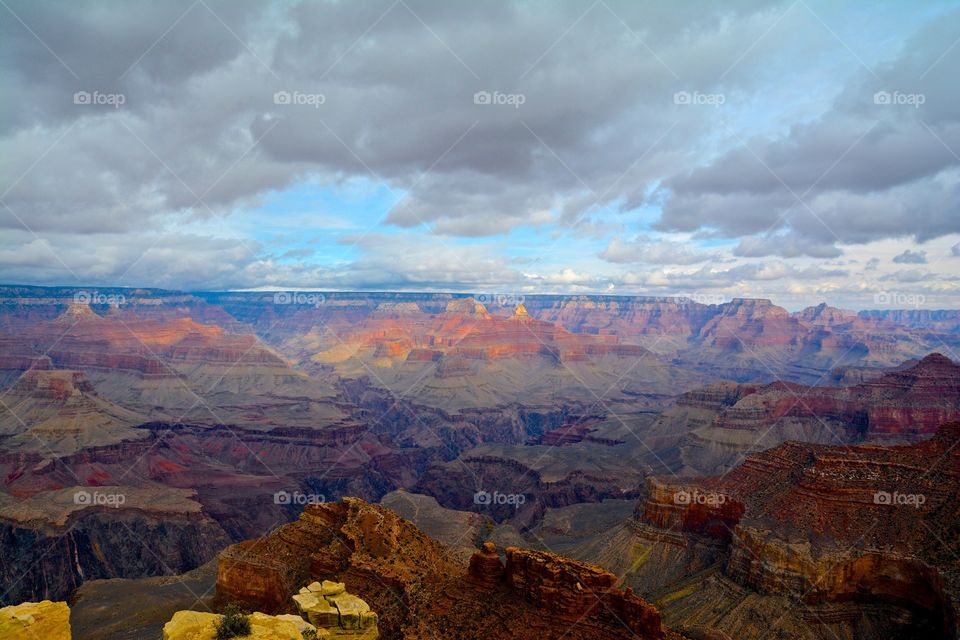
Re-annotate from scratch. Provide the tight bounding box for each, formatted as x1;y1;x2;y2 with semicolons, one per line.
1;0;800;241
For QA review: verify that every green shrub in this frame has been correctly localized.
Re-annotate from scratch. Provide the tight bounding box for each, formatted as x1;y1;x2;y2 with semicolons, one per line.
302;629;319;640
214;604;251;640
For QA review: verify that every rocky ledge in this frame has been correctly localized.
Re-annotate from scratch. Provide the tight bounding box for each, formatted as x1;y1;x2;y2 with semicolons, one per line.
0;600;71;639
163;610;319;639
464;543;665;639
633;421;960;638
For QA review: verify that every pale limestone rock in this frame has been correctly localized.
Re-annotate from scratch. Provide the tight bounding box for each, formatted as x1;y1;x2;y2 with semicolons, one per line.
294;591;339;628
277;614;328;637
292;582;379;638
162;610;307;640
326;592;369;629
319;580;346;596
0;601;71;640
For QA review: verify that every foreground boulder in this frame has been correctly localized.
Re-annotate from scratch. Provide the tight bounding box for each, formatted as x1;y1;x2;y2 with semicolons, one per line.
162;610;320;640
292;580;378;637
0;600;71;639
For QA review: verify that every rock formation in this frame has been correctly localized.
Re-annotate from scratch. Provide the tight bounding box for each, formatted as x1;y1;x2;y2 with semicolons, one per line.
216;497;674;639
162;610;315;640
0;600;71;639
465;541;504;588
621;421;960;639
164;580;379;639
671;353;960;474
292;580;378;637
502;546;664;639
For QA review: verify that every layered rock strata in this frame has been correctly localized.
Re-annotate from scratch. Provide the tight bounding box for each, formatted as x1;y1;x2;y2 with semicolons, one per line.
216;498;674;639
630;422;960;639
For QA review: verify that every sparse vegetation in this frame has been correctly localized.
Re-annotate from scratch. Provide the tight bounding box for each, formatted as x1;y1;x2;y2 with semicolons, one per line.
302;629;319;640
214;604;251;640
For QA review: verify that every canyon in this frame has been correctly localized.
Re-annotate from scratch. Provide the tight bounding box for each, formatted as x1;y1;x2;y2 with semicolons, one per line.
0;285;958;639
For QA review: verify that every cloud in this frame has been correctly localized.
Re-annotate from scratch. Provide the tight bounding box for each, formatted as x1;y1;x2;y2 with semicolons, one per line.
733;231;842;259
0;0;811;241
599;235;721;264
654;9;960;254
0;0;958;309
892;249;927;264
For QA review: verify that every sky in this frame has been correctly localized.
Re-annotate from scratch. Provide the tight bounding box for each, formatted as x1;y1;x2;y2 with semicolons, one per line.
1;0;959;310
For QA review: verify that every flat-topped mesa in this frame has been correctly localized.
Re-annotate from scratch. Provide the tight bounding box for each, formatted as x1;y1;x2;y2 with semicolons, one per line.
504;547;665;640
0;600;71;639
675;381;761;411
444;297;492;319
371;301;422;317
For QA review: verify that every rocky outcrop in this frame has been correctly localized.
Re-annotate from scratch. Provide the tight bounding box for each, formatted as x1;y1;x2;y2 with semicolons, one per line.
162;610;314;640
628;422;960;639
466;541;504;588
0;600;71;639
640;478;744;543
165;579;379;639
503;546;665;639
0;503;230;607
215;498;673;639
292;580;378;637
